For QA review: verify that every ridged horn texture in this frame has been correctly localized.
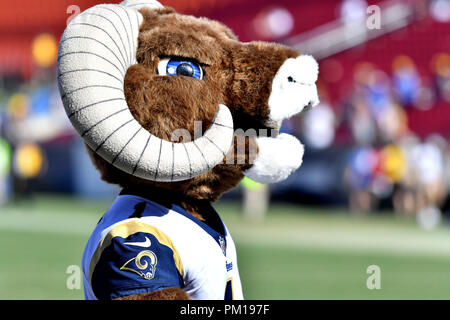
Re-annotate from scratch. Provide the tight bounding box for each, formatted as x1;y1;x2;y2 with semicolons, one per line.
57;2;234;182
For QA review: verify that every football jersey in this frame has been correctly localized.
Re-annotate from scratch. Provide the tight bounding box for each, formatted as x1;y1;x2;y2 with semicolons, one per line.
82;191;243;300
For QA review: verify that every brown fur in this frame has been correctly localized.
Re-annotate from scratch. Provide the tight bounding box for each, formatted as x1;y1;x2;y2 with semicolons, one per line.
87;7;299;202
115;287;189;300
85;6;301;300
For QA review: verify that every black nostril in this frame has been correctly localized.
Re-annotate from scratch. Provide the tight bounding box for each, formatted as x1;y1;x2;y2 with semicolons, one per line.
287;76;296;83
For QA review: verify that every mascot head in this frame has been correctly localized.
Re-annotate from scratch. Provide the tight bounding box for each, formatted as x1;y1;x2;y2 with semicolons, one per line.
57;0;319;201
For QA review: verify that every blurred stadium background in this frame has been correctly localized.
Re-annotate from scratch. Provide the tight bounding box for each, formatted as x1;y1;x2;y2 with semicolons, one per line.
1;0;450;299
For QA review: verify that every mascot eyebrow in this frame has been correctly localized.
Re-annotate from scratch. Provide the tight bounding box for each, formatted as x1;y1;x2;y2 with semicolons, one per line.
58;0;319;300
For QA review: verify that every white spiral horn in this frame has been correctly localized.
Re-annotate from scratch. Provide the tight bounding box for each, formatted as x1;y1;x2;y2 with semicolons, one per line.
57;1;234;182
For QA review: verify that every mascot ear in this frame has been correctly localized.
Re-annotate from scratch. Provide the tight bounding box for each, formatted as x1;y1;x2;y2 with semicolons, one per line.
57;0;234;182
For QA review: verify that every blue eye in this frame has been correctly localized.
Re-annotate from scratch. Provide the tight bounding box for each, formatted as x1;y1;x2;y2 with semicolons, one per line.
157;58;203;80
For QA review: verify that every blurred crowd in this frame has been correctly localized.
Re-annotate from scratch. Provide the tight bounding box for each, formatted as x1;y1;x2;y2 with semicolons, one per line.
0;72;72;203
0;31;73;203
1;48;450;225
288;51;450;225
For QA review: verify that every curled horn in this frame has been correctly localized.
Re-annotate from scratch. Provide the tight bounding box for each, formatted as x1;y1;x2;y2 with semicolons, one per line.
57;0;234;182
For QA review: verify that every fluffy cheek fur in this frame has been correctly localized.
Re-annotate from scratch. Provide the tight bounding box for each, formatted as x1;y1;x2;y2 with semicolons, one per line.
226;42;299;125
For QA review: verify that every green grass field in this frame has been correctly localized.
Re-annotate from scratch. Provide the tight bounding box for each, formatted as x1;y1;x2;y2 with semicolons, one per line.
1;194;450;300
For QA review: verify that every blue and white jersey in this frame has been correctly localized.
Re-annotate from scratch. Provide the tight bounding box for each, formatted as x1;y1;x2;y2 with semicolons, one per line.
82;192;243;300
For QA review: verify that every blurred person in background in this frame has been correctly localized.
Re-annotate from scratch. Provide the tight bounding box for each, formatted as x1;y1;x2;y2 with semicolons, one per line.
443;140;450;212
392;134;421;216
392;55;421;108
242;177;269;221
391;133;447;227
344;146;378;213
0;136;11;205
432;53;450;103
412;135;447;227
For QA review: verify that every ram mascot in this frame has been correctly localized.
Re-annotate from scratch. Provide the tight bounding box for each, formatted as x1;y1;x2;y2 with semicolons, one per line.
57;0;319;300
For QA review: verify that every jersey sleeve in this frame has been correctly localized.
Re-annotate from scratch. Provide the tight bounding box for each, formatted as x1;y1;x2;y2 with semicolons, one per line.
89;220;184;300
